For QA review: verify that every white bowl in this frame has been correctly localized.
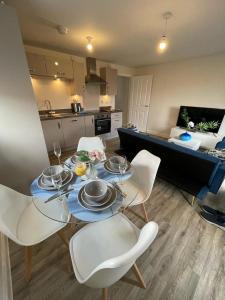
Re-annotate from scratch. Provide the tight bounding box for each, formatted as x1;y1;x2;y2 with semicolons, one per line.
84;180;108;202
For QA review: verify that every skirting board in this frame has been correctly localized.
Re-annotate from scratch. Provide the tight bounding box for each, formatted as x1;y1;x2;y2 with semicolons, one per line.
0;233;13;300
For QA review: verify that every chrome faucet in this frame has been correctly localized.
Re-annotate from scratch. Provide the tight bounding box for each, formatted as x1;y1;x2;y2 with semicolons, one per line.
44;99;55;115
44;99;52;111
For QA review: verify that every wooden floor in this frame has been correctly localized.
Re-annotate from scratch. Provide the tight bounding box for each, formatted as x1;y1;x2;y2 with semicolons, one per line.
9;139;225;300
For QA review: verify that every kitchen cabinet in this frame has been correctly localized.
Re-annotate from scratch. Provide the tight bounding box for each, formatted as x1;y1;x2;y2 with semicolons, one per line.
26;52;47;76
70;60;86;95
45;56;74;79
100;67;118;95
111;112;122;137
41;119;64;152
84;115;95;137
61;117;85;149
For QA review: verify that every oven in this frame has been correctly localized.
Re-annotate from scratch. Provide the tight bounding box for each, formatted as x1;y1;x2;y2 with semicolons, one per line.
95;113;111;135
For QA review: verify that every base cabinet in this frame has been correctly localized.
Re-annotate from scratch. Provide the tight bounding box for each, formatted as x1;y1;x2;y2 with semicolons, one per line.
111;112;122;138
84;115;95;137
41;113;122;152
61;117;85;149
41;119;64;152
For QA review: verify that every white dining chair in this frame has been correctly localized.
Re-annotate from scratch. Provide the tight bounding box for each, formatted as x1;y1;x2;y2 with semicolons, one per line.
77;137;106;160
0;184;69;281
121;150;161;222
69;213;158;300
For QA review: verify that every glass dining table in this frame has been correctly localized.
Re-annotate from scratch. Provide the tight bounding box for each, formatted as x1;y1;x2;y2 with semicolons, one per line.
30;156;135;226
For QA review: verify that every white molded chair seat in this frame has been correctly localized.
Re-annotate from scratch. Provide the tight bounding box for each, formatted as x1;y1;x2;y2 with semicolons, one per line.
0;184;66;246
70;213;158;290
0;184;68;280
77;137;105;152
121;150;161;221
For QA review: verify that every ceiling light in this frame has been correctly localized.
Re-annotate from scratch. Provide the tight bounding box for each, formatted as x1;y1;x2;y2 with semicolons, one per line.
86;36;93;52
54;61;59;66
158;12;173;52
159;36;167;50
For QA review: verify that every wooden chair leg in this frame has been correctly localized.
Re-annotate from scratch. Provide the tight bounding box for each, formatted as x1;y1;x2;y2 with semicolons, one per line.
103;288;109;300
57;230;69;248
132;263;146;289
141;203;149;222
120;263;146;289
25;246;32;282
125;207;146;222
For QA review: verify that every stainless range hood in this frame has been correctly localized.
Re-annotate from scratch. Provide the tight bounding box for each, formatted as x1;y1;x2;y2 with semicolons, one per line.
85;57;106;85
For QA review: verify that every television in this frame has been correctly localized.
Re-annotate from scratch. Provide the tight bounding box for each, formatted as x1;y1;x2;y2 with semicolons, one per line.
176;106;225;133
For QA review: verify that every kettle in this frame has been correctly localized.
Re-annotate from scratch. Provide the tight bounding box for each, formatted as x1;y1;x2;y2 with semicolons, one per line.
71;102;82;113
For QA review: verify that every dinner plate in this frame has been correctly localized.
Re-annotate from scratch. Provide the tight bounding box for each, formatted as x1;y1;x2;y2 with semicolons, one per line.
81;187;112;207
37;170;73;190
104;160;131;174
78;183;117;211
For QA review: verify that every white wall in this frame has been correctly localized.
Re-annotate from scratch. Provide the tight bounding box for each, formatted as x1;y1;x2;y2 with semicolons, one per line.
135;53;225;137
0;5;49;193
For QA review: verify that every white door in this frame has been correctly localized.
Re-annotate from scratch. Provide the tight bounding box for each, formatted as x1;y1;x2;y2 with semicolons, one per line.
128;75;153;132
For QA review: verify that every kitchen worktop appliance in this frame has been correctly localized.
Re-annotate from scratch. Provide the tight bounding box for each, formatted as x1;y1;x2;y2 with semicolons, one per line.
71;102;82;113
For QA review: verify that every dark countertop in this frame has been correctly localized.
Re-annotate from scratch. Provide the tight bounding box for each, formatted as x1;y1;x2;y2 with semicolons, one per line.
39;109;122;121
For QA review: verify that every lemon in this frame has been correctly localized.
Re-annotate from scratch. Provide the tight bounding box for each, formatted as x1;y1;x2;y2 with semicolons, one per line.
74;163;87;176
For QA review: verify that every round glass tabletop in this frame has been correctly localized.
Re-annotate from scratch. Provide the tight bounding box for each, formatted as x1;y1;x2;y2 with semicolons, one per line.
30;157;137;225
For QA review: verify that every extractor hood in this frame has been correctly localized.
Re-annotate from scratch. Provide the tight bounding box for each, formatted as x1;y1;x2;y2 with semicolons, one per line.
85;57;106;85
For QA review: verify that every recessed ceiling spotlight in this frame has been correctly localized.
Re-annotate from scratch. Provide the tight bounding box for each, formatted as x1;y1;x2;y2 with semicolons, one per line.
158;11;173;52
86;36;94;52
57;25;69;35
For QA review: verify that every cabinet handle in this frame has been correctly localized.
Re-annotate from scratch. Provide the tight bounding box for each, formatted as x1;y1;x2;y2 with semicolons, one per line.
72;119;77;122
58;122;61;129
92;118;93;124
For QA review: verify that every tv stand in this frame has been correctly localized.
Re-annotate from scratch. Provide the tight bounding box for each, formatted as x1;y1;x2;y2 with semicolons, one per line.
170;127;223;149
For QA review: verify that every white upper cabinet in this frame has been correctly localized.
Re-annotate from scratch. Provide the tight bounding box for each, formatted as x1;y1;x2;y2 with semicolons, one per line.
26;52;47;76
45;56;74;79
70;60;86;96
100;67;118;95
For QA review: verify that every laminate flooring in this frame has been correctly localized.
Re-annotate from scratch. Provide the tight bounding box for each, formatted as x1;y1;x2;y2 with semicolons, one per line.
9;139;225;300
